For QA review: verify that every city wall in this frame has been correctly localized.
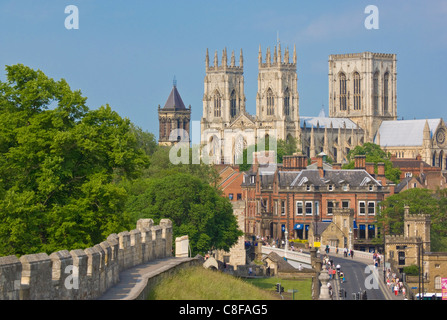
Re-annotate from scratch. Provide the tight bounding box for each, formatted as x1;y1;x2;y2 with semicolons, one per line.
0;218;172;300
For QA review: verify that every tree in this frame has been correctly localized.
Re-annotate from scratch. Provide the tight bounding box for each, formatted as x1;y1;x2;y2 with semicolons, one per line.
343;142;401;184
0;64;149;255
238;136;299;171
124;172;243;255
376;188;447;252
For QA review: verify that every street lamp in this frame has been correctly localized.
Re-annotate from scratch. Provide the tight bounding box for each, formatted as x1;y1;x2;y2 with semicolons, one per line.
284;229;288;259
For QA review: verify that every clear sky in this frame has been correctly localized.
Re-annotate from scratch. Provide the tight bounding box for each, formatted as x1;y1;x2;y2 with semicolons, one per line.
1;0;446;138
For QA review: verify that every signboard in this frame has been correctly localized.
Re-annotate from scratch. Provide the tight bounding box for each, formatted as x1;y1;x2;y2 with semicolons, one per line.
442;278;447;300
314;242;321;248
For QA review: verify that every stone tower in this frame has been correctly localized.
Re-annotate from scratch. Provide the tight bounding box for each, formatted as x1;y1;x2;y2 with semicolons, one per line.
328;52;397;142
202;48;245;124
403;206;431;252
158;80;191;146
256;44;300;142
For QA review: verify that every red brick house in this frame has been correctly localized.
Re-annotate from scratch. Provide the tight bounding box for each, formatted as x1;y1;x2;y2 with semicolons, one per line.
241;153;392;252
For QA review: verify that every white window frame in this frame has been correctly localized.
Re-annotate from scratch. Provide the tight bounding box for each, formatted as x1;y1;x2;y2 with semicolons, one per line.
305;201;313;215
359;201;366;215
281;200;286;216
327;201;334;215
296;201;303;215
368;201;375;215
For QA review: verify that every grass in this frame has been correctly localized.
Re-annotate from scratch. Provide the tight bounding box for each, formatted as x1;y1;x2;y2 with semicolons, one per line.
244;276;313;300
147;266;312;300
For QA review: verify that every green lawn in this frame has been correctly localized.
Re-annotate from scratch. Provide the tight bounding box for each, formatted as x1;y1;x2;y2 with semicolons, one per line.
147;266;313;300
243;277;313;300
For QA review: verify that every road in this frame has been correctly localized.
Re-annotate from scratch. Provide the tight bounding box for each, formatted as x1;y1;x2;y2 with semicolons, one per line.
327;254;387;300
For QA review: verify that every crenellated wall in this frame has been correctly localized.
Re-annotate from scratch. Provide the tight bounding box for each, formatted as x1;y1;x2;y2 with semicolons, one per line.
0;218;172;300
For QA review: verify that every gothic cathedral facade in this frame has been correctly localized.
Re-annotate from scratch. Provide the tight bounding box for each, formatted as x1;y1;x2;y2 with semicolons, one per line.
200;44;300;164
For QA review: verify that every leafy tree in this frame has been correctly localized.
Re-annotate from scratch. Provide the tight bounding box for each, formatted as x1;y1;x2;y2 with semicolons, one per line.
376;188;447;252
124;172;243;255
342;142;401;184
238;136;299;171
0;64;149;255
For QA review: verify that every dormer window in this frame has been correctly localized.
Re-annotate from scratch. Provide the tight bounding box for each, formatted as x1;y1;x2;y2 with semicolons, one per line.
342;184;349;191
328;185;333;191
306;184;311;191
369;185;374;191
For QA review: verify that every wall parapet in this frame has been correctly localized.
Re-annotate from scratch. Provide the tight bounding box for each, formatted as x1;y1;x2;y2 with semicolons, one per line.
0;219;172;300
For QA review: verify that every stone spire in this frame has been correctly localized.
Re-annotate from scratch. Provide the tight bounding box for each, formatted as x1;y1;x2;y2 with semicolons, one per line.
222;47;227;67
205;48;209;69
239;48;243;68
258;44;262;65
214;50;218;69
293;44;297;65
230;50;235;67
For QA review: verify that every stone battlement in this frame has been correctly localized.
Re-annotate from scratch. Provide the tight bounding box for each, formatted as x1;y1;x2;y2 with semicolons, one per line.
0;218;172;300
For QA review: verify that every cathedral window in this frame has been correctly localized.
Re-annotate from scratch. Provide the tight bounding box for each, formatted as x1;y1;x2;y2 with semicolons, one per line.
284;88;290;116
353;72;361;110
214;91;221;117
373;71;379;114
339;72;347;111
230;90;237;118
383;72;389;114
266;88;275;116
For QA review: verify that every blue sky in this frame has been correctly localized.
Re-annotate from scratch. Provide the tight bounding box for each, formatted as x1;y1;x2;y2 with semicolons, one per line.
1;0;446;138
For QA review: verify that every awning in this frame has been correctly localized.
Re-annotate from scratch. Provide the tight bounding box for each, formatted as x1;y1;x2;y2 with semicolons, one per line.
294;224;303;230
353;220;358;229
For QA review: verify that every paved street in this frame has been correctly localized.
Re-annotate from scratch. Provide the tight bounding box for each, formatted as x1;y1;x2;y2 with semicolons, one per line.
324;253;404;300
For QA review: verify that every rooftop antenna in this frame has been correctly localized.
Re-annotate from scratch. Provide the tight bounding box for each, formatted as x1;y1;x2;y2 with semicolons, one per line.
173;75;177;87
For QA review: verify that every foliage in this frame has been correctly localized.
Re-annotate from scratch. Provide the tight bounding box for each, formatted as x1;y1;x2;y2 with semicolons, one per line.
402;265;419;276
123;172;243;255
238;136;299;171
377;188;447;252
0;64;149;255
342;142;401;184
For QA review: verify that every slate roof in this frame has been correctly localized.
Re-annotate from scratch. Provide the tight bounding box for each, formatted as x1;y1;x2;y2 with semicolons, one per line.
300;116;360;129
242;165;382;189
162;85;187;110
263;251;298;272
375;119;441;147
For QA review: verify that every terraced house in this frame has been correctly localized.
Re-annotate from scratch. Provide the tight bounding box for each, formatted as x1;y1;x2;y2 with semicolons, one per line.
242;153;392;252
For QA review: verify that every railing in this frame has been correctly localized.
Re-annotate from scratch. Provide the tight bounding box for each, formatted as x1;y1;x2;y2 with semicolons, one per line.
262;246;312;266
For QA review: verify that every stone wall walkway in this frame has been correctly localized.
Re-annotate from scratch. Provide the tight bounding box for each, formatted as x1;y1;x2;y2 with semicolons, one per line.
98;257;198;300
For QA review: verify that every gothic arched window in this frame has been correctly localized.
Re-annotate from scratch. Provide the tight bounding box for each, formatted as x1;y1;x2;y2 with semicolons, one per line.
339;73;347;111
230;90;237;118
383;72;389;114
373;71;379;114
266;88;275;116
213;91;221;118
284;87;290;116
353;72;361;110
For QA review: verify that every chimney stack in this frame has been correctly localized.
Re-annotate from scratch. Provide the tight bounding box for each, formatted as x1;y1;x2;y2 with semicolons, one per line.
354;155;366;169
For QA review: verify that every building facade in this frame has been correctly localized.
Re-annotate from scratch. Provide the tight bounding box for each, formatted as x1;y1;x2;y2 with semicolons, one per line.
158;83;191;146
241;153;391;252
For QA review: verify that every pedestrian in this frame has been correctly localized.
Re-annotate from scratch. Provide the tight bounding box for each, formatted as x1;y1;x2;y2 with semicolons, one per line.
248;267;252;276
340;271;345;283
394;284;399;296
350;249;354;258
336;264;341;274
336;247;339;255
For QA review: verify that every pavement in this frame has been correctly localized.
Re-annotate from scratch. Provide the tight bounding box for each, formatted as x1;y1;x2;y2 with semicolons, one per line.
98;256;196;300
325;253;405;301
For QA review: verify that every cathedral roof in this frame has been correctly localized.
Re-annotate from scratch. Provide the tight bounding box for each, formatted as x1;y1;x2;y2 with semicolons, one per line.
300;116;359;129
162;85;187;110
375;119;441;147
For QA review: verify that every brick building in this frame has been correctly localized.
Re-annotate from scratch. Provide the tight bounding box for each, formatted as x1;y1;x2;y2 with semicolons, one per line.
241;153;392;252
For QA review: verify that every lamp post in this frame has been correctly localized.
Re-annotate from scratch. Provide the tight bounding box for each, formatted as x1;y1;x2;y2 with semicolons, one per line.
284;229;289;259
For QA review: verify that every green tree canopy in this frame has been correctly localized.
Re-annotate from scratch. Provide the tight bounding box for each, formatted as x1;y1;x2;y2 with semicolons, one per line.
123;172;243;255
342;142;401;184
0;64;149;255
238;136;299;171
377;188;447;252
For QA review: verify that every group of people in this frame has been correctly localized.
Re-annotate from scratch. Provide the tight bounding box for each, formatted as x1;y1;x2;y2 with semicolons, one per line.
324;245;355;259
386;269;406;298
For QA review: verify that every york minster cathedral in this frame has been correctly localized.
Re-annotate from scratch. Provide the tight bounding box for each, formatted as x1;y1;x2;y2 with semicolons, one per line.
159;43;447;170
